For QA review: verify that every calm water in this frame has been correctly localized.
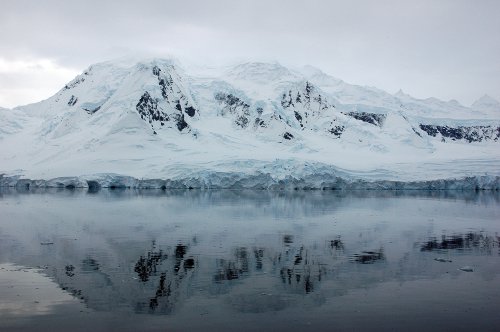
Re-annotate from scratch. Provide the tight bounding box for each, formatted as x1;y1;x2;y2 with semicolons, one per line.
0;189;499;331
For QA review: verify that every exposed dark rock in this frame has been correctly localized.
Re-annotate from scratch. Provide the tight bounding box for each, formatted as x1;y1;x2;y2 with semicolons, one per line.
82;105;101;114
283;132;294;140
174;113;189;131
412;127;422;137
345;112;386;127
152;66;174;100
328;125;345;138
152;65;161;76
175;101;182;112
305;81;312;103
281;82;334;132
63;76;85;90
236;115;249;128
215;93;250;114
185;106;196;117
419;124;500;142
420;124;438;137
281;90;295;108
136;92;171;132
141;65;196;132
68;95;78;106
294;111;303;128
295;91;302;103
254;118;267;128
215;92;251;128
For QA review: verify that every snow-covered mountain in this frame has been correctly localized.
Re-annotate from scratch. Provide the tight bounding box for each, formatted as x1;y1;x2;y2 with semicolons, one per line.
1;58;499;189
471;94;500;116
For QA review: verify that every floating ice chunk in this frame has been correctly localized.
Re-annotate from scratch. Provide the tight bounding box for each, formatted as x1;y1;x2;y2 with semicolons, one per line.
434;258;452;263
459;266;474;272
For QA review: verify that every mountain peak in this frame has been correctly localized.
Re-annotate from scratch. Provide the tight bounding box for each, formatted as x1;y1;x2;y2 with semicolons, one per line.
226;61;298;83
471;95;500;118
447;99;462;107
298;65;343;86
472;94;500;109
395;89;405;97
300;65;326;77
83;57;182;75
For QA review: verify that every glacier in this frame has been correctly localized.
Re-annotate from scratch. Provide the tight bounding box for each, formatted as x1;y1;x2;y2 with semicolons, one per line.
0;58;499;190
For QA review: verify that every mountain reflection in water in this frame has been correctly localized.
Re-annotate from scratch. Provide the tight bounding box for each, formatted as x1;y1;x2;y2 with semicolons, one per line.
0;189;499;331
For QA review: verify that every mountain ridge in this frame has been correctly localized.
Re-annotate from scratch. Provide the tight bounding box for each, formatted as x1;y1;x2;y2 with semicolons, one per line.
1;58;499;189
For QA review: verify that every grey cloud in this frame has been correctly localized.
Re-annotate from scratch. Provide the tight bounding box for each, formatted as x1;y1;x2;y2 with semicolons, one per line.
1;0;499;106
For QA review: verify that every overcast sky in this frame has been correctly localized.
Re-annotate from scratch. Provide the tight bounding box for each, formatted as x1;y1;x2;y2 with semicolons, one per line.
1;0;499;108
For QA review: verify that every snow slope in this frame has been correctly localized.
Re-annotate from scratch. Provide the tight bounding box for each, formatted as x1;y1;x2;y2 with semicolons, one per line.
1;58;499;189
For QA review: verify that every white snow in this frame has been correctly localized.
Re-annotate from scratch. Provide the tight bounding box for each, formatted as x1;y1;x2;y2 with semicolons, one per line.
471;94;500;117
0;58;499;189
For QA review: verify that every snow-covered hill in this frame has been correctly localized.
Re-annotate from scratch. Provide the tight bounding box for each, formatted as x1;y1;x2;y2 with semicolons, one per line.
1;58;499;189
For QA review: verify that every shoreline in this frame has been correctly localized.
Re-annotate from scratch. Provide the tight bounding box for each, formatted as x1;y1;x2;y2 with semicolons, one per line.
2;173;499;191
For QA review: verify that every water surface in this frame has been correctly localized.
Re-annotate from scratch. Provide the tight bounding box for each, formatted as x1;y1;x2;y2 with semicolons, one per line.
0;189;499;331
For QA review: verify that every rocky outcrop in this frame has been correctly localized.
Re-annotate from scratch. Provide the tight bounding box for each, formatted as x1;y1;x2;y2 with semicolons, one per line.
134;65;199;133
419;124;500;142
215;93;252;128
344;112;386;127
281;81;334;128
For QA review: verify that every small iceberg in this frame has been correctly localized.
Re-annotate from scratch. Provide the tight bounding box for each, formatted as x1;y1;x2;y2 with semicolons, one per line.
459;266;474;272
434;258;452;262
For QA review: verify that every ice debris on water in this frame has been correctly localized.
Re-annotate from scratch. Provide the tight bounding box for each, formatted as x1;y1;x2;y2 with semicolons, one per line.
434;258;452;263
459;266;474;272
